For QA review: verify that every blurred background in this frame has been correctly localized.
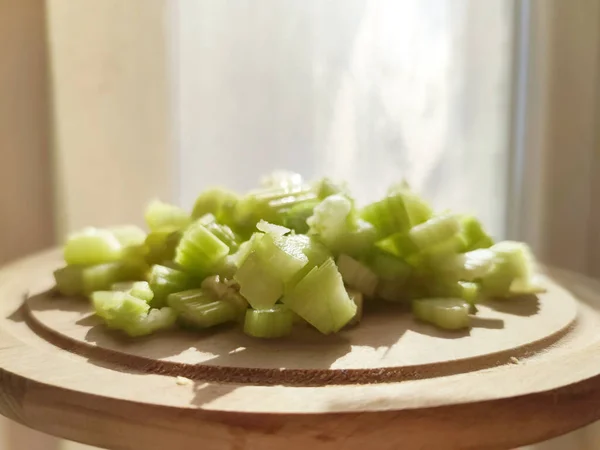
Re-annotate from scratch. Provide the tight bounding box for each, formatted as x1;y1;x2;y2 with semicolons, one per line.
1;0;600;449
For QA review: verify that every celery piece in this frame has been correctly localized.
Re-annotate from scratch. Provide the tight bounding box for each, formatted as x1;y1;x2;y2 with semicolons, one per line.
509;276;546;295
412;298;470;330
313;177;350;200
111;281;138;292
145;199;191;232
481;241;540;297
254;233;309;282
282;258;357;334
169;292;237;329
461;215;494;251
281;199;320;234
306;194;359;253
144;230;182;265
111;281;154;302
337;254;378;297
64;227;123;266
427;280;480;303
283;234;331;267
201;275;248;316
256;220;290;236
148;264;195;307
92;291;176;337
361;189;432;237
93;291;148;321
243;305;294;338
54;266;84;296
234;251;283;309
375;232;419;259
409;235;468;268
82;261;146;295
191;188;240;225
235;186;317;229
458;281;480;303
127;281;154;302
361;194;410;237
368;250;411;281
334;220;378;258
435;248;495;281
167;288;215;310
403;191;434;226
376;279;411;303
109;225;147;248
409;214;461;250
198;214;242;252
175;222;230;277
346;289;364;326
260;170;304;190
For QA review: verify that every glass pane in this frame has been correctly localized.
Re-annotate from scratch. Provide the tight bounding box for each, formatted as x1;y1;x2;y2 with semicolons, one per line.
176;0;514;238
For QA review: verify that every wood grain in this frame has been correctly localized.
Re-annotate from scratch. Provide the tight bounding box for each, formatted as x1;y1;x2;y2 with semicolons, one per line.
1;251;600;449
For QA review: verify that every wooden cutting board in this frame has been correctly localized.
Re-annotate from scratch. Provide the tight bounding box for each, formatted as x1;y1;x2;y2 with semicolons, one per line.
1;250;600;450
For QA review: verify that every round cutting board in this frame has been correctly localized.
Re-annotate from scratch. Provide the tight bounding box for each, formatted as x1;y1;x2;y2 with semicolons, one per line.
1;250;600;450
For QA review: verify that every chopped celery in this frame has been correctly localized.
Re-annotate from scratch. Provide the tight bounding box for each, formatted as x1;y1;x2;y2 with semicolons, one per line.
256;220;290;236
92;291;176;337
64;227;123;266
376;279;411;303
361;190;432;237
260;170;304;190
434;248;495;281
481;241;542;297
144;230;182;265
509;276;546;295
287;234;331;267
235;186;317;230
427;280;480;303
111;281;138;292
234;251;283;309
282;199;320;233
412;298;470;330
169;292;237;329
54;266;84;296
255;233;309;281
82;261;146;295
334;220;378;258
313;177;350;200
148;264;195;307
111;281;154;302
127;281;154;302
346;289;364;326
307;194;372;255
109;225;147;248
461;215;494;251
244;305;294;338
198;214;242;252
337;254;378;297
145;200;191;232
201;275;248;315
368;251;411;281
234;231;313;309
282;258;357;334
375;232;419;258
409;214;461;250
360;194;411;237
53;171;545;337
191;188;239;225
175;221;230;277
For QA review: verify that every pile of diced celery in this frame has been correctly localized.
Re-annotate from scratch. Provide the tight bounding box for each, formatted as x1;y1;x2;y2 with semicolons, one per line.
53;171;544;338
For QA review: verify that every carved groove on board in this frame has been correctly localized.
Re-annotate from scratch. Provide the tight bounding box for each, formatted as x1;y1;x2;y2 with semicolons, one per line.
23;297;576;386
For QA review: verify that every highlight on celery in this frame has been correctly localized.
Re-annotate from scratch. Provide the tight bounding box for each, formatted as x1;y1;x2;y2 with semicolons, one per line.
53;171;545;338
